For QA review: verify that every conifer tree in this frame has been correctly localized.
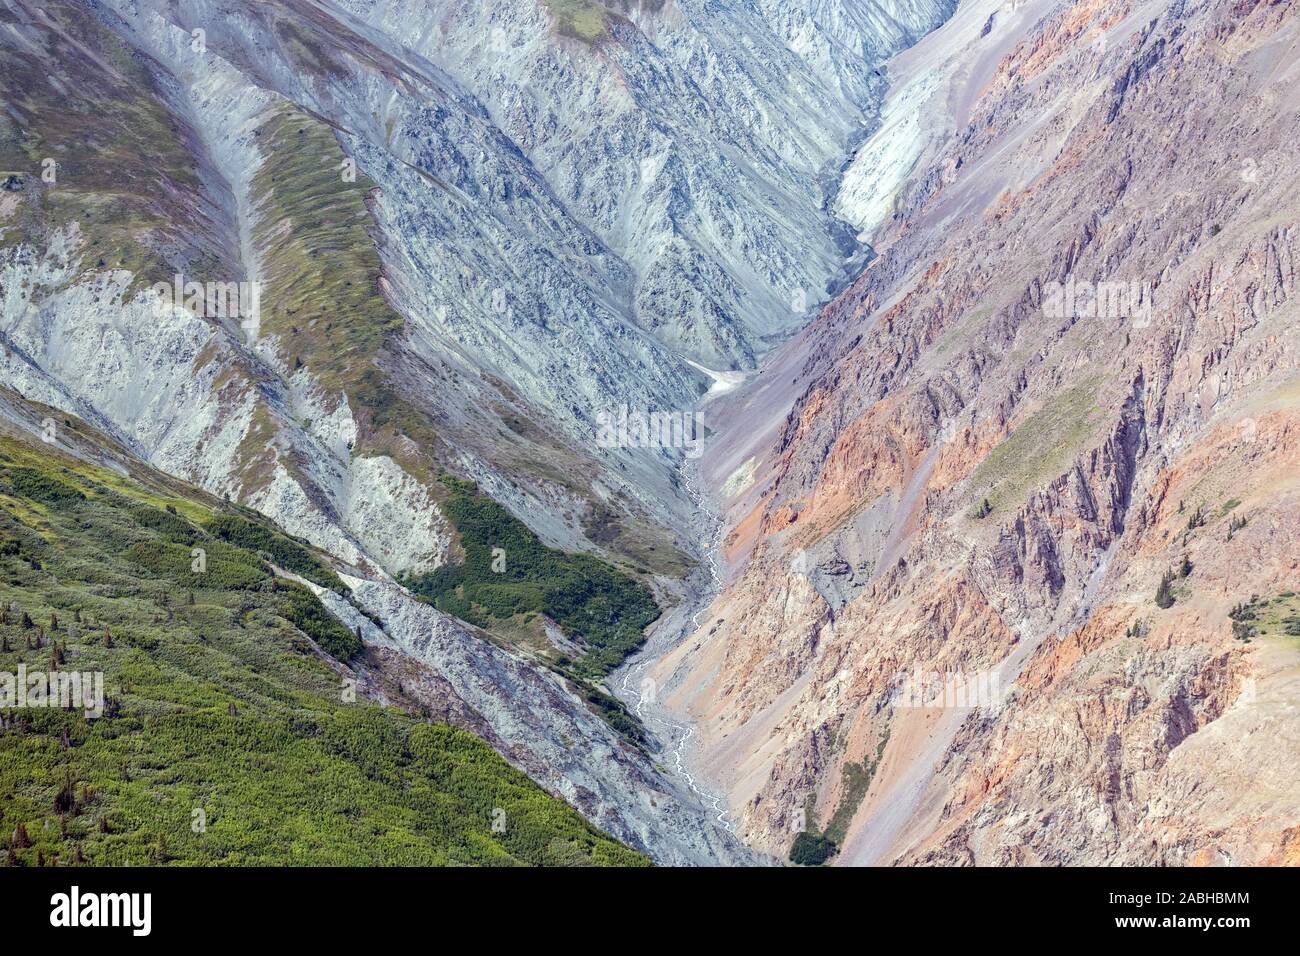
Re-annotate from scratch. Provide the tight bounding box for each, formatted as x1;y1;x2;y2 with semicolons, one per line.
1155;571;1175;609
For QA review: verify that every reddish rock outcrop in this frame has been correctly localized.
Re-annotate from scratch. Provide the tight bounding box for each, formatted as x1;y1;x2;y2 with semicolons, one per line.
660;0;1300;864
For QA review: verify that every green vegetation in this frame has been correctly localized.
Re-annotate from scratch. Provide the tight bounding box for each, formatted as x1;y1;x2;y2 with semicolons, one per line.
249;103;438;462
402;478;660;680
561;676;648;748
1154;552;1197;610
0;437;646;866
124;538;265;591
1155;570;1176;609
129;504;199;543
822;730;889;847
204;513;347;594
969;379;1102;515
1230;598;1259;641
279;581;362;661
788;728;890;865
542;0;612;42
789;831;837;866
1231;593;1300;643
5;468;85;504
0;0;215;291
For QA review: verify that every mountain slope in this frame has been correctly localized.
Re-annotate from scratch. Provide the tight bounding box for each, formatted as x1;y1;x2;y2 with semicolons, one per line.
0;389;646;866
648;0;1300;865
0;0;952;582
0;0;963;864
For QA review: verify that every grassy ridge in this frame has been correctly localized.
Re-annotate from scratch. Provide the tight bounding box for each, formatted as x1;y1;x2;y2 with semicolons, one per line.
969;379;1103;515
0;0;221;291
543;0;612;42
0;438;646;866
248;103;441;462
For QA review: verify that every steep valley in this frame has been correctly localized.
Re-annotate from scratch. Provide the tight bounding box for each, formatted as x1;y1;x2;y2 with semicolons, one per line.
0;0;956;865
1;0;1297;870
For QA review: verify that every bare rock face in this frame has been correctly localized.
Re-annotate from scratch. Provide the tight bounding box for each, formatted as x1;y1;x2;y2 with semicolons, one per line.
336;575;763;865
0;0;955;568
653;0;1300;864
0;0;956;864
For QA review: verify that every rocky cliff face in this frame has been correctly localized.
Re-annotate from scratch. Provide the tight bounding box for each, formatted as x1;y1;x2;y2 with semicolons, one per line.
651;0;1300;864
0;0;953;578
0;0;959;864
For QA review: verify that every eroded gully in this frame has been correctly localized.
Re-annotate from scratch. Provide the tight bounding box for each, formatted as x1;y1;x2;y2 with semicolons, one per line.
615;454;735;834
